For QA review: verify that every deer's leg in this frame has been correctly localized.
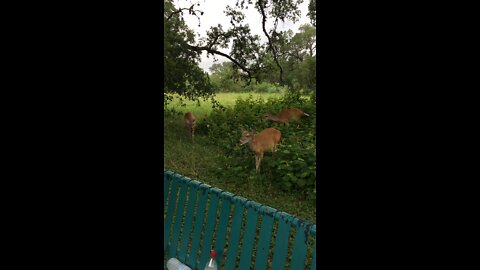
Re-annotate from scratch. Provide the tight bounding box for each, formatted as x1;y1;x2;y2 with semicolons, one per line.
259;153;264;171
256;153;264;173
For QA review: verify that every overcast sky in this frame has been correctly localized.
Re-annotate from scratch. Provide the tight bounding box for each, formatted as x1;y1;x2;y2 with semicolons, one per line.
174;0;311;73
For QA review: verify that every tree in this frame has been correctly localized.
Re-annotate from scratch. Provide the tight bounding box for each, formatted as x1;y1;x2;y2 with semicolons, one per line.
164;0;316;102
287;24;316;61
307;0;316;27
209;62;243;92
279;24;316;92
164;0;214;105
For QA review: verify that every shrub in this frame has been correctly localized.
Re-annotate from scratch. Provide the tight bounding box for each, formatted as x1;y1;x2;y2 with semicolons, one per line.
197;93;316;200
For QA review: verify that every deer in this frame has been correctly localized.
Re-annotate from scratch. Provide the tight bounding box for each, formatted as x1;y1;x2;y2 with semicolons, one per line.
184;112;196;141
263;108;310;126
239;127;281;173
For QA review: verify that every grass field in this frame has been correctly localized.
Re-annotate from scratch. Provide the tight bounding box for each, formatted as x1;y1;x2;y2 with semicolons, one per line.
165;92;285;117
164;92;316;223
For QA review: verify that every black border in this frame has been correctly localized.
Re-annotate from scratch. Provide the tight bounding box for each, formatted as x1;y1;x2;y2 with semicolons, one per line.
2;1;467;268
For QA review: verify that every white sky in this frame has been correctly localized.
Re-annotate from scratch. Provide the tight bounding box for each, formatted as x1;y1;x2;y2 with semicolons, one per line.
173;0;311;73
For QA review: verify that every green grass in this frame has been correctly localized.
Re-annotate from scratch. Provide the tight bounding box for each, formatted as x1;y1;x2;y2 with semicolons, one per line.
164;92;316;223
166;92;285;117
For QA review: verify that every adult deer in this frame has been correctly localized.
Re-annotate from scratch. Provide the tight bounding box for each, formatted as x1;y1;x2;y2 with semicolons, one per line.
263;108;309;126
239;127;281;173
184;112;196;141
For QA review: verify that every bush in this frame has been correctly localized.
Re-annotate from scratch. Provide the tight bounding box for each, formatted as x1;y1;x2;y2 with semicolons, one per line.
249;81;288;94
197;93;316;200
254;82;272;93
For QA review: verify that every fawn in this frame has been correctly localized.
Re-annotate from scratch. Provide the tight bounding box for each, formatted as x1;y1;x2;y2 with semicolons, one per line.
184;112;196;141
263;108;309;125
239;127;281;173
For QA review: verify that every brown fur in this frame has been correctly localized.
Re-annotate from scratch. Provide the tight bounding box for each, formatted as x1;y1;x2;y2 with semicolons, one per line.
239;128;281;173
184;112;196;141
263;108;309;125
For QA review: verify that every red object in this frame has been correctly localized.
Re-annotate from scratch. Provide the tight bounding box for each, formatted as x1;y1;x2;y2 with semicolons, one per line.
210;250;216;258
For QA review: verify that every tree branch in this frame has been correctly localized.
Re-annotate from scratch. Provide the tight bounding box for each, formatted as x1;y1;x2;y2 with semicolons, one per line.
165;4;203;24
258;0;283;82
187;44;254;83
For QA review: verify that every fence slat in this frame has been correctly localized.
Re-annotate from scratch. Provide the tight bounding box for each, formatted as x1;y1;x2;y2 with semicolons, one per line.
186;186;209;267
178;184;198;262
253;210;275;270
164;179;179;250
271;217;292;269
168;179;188;259
290;225;308;270
213;193;233;268
223;199;245;270
238;206;259;269
198;190;221;270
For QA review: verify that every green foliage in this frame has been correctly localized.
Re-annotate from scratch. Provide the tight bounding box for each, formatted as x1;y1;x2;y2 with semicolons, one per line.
307;0;316;26
251;81;283;93
278;24;316;93
164;0;215;105
209;62;243;93
210;61;290;94
164;0;316;100
251;24;316;93
197;93;316;200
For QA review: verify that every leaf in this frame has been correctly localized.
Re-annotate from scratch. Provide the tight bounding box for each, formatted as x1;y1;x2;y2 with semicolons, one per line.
297;178;306;187
300;171;310;178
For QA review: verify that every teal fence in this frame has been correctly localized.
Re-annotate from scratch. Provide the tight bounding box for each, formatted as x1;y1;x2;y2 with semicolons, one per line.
164;170;316;269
